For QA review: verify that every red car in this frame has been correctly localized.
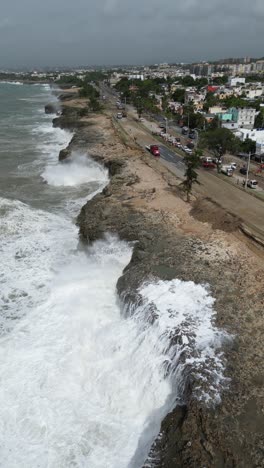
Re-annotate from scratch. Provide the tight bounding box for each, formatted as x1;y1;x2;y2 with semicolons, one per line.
202;161;215;169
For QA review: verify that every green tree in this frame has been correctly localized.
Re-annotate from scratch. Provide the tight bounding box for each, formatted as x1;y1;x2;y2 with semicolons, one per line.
241;138;256;154
203;92;219;111
89;97;102;112
79;83;100;99
209;116;220;130
200;128;240;155
181;149;202;202
212;76;228;85
171;88;185;103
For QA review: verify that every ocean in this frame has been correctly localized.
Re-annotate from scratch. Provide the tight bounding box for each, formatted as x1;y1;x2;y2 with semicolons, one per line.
0;82;227;467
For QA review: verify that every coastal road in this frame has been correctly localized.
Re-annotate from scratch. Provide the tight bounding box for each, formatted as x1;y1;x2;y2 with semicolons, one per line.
159;145;185;175
101;83;264;238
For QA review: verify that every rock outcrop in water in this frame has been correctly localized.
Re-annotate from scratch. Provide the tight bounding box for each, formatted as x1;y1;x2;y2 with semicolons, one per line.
54;91;264;468
45;103;58;114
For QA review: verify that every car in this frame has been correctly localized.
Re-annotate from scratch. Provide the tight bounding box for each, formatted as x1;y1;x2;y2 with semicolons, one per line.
183;146;192;154
212;157;222;164
239;167;247;175
202;161;215;169
116;112;123;119
159;123;166;128
230;162;237;170
247;179;258;189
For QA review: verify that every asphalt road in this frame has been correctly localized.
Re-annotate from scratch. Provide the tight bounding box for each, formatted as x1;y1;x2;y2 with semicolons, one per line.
100;83;264;238
159;145;185;175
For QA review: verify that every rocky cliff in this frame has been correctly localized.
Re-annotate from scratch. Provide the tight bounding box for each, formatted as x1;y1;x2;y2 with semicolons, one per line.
55;95;264;468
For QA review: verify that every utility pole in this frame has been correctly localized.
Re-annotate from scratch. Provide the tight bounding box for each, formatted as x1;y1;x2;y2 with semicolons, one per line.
245;152;251;189
164;117;168;134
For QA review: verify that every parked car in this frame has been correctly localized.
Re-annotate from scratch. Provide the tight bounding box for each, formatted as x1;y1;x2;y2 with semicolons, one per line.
203;157;213;163
230;162;237;170
212;157;222;164
239;167;247;175
116;112;123;119
183;146;192;154
202;161;215;169
247;179;258;189
221;165;233;176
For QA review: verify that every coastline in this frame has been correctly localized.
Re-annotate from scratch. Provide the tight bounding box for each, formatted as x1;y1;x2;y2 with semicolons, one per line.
53;91;264;467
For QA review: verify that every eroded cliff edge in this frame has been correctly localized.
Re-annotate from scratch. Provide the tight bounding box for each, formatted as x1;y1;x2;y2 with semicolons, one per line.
55;94;264;468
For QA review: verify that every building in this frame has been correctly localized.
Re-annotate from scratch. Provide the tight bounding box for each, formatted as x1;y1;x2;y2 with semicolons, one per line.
185;90;206;110
236;128;264;142
231;107;256;129
256;141;264;155
229;77;246;87
244;86;263;99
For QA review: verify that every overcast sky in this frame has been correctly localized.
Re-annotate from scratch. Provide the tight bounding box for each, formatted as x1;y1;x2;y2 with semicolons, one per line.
0;0;263;68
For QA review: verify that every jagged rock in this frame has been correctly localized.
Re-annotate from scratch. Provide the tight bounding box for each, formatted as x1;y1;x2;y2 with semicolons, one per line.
45;103;58;114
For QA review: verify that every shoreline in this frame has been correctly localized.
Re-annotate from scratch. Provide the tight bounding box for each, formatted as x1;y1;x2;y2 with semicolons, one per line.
54;91;264;467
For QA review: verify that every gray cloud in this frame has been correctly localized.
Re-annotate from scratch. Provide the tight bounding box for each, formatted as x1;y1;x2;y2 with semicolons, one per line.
0;0;263;68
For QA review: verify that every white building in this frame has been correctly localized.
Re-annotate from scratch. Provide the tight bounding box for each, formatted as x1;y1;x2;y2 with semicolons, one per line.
236;128;264;142
228;77;246;87
256;141;264;155
244;86;263;99
128;74;144;81
234;108;256;129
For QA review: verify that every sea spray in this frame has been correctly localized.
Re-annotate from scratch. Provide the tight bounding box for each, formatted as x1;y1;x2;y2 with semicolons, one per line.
0;233;228;468
0;82;229;468
41;152;108;187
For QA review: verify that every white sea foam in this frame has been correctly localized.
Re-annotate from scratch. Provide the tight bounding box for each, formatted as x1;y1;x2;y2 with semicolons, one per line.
0;83;229;468
137;279;229;404
0;81;23;85
0;197;78;335
0;231;228;468
41;152;108;187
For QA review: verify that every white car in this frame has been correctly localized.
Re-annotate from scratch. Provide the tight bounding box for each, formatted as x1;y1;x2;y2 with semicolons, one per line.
183;146;192;154
247;179;258;189
230;162;237;170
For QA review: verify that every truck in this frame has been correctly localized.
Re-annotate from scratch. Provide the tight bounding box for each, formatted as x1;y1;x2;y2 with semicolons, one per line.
145;144;160;157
